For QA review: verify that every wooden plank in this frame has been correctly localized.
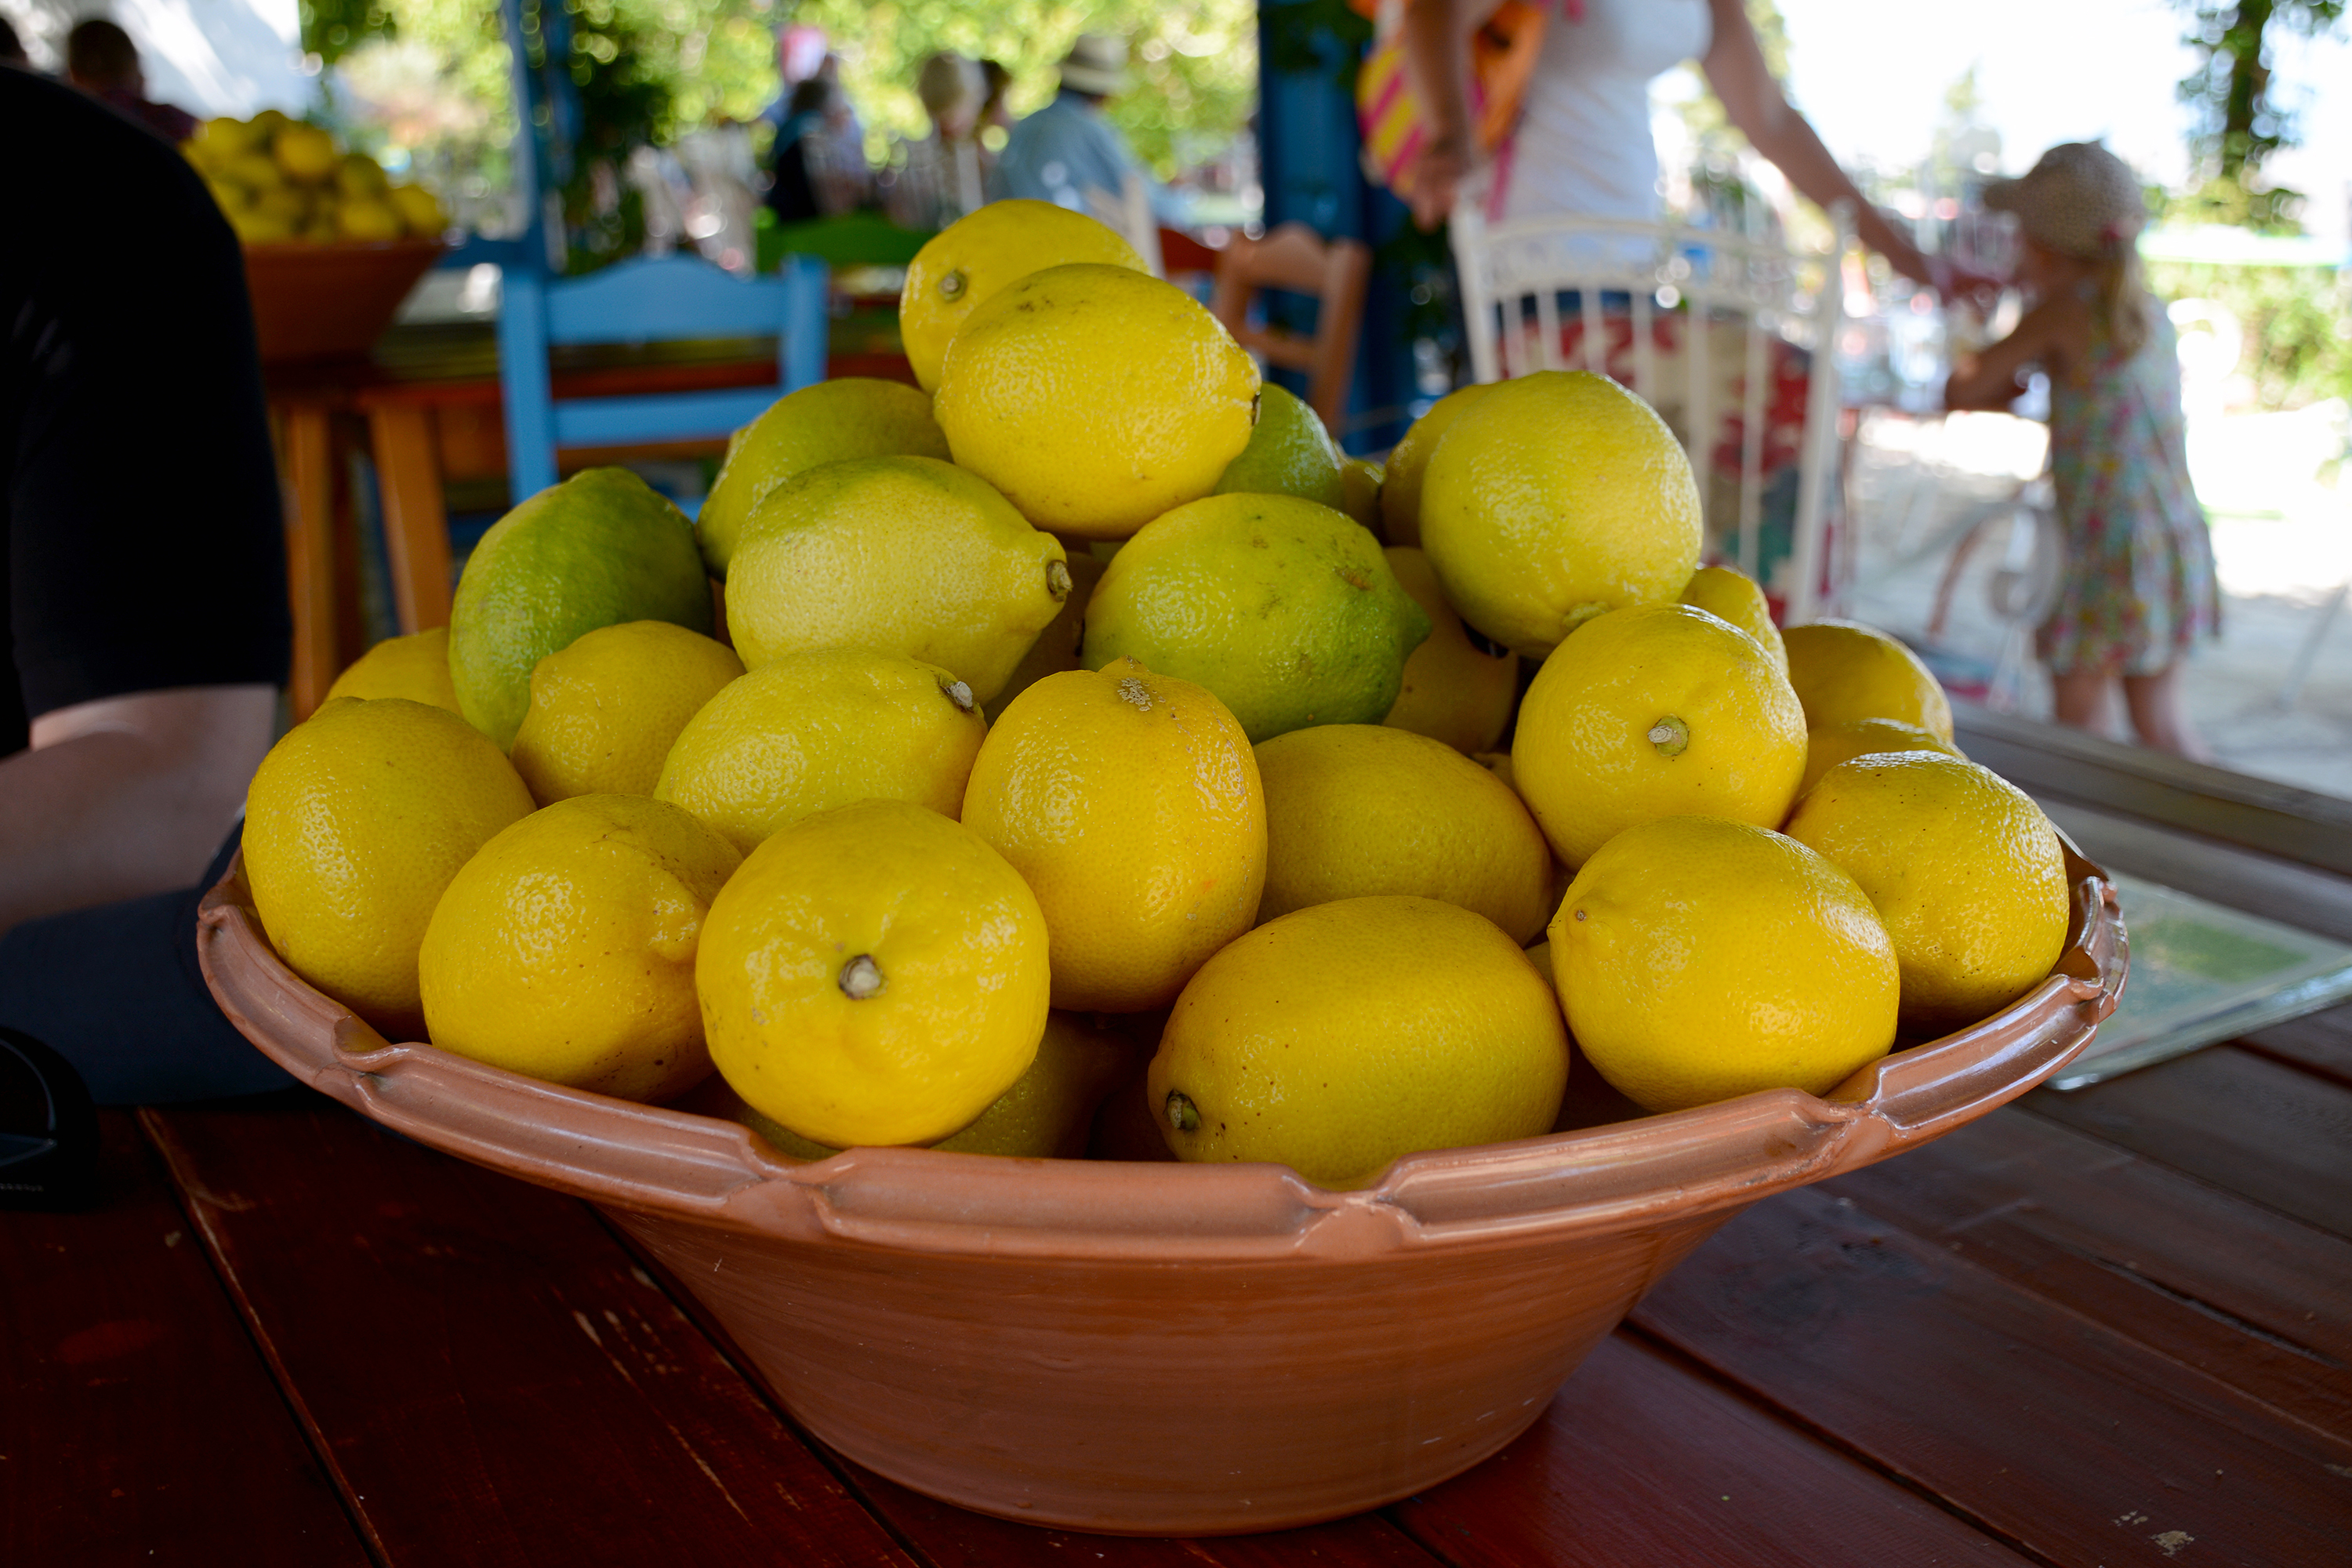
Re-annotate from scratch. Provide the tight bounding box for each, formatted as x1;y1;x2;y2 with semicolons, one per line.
0;1111;368;1566
277;401;339;720
2024;1046;2352;1240
2236;1004;2352;1091
615;1228;1449;1567
1388;1333;2030;1567
140;1095;917;1568
837;1462;1445;1568
1824;1109;2352;1441
368;403;454;633
1633;1185;2352;1567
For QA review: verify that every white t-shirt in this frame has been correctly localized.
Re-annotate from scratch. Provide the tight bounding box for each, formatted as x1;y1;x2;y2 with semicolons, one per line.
1496;0;1711;222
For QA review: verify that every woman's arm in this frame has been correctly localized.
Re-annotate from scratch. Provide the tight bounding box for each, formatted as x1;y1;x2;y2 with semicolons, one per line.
1399;0;1473;230
1700;0;1995;299
0;684;274;935
1943;297;2067;412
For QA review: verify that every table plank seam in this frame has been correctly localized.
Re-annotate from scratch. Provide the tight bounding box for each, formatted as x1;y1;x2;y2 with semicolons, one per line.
1610;1322;2067;1568
133;1107;395;1568
2013;1098;2352;1247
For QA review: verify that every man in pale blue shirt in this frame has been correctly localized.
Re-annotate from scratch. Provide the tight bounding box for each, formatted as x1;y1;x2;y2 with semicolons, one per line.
986;34;1183;223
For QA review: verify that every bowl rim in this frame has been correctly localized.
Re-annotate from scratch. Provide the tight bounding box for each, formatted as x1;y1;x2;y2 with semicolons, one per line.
196;844;2124;1262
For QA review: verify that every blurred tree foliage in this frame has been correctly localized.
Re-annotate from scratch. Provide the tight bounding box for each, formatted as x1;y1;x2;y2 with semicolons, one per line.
2150;260;2352;409
2170;0;2346;232
787;0;1257;177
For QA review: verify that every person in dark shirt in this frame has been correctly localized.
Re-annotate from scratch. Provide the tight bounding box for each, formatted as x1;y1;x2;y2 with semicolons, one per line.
66;16;197;143
0;67;292;1102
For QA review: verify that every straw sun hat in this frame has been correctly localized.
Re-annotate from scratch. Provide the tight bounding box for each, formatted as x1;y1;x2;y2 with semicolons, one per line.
1982;141;2147;260
1058;34;1131;96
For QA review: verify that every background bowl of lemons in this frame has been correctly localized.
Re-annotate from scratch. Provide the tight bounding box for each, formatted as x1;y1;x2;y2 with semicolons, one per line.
181;111;449;360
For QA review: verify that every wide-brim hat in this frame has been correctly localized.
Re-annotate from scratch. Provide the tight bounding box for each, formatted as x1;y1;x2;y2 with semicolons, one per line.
1983;141;2147;259
1058;34;1130;96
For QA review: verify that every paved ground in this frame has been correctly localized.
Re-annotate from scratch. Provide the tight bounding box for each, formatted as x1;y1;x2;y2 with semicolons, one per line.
1839;405;2352;802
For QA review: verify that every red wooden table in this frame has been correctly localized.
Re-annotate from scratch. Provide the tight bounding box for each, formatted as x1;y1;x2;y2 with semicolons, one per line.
9;720;2352;1566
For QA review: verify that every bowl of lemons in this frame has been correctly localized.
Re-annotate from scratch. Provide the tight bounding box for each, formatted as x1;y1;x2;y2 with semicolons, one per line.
180;111;448;360
199;204;2125;1537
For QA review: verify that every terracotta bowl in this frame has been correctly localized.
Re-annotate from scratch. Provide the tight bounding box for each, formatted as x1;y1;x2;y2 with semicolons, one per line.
242;238;445;361
197;848;2125;1536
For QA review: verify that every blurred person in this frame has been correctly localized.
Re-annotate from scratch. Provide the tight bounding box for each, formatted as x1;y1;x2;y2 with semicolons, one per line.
988;34;1181;223
1397;0;1985;295
1;67;292;1104
977;58;1014;141
888;51;987;231
766;67;870;223
1;16;29;69
64;16;195;143
1944;143;2217;760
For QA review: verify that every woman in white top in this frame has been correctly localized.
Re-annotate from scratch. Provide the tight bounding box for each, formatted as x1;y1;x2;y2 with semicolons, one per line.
1400;0;1980;294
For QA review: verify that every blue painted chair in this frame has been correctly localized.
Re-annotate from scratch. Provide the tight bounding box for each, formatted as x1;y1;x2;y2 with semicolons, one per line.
495;251;830;505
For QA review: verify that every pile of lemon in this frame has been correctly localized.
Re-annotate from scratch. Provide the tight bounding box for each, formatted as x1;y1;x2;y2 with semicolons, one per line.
180;111;445;245
242;201;2072;1190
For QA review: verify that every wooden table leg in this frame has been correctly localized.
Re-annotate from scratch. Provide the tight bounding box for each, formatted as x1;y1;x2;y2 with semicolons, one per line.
368;404;453;633
278;401;337;720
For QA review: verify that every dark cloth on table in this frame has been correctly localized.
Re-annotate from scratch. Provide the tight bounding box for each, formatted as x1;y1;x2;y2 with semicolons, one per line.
2;70;290;1104
1;66;287;755
0;826;292;1104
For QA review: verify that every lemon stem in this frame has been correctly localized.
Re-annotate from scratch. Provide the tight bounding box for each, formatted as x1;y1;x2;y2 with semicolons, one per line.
1047;560;1073;601
939;677;975;713
1648;715;1690;757
1164;1091;1200;1132
839;955;885;1000
938;268;967;302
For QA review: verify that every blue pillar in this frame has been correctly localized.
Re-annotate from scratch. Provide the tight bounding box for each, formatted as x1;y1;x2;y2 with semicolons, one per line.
1255;0;1435;454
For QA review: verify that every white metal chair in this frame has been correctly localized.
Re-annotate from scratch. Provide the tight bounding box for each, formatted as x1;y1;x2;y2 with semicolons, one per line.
1447;205;1855;624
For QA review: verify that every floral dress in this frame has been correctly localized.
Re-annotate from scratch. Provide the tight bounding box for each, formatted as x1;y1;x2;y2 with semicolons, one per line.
2039;307;2220;677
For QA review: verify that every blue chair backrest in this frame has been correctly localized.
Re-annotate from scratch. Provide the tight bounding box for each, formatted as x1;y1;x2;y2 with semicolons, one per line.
497;251;830;505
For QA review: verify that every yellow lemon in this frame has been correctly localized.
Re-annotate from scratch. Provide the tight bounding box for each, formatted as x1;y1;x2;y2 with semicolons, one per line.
1254;724;1552;943
509;620;744;804
323;627;461;713
1149;896;1569;1189
738;1010;1137;1161
220;149;284;194
333;152;389;199
934;263;1260;540
1511;604;1807;868
1079;492;1430;743
243;698;535;1040
448;468;713;749
1211;382;1348;512
387;183;446;235
698;798;1051;1148
1421;371;1702;655
1781;620;1955;743
272;122;338;181
1378;382;1496;546
336;198;403;241
1551;816;1899;1112
1784;752;2070;1035
1680;564;1786;673
695;379;950;577
417;795;740;1102
654;647;987;855
1339;456;1385;532
194;116;263;158
1381;544;1519;754
900;199;1148;392
722;455;1069;702
960;659;1265;1012
1798;717;1959;800
983;550;1105;721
